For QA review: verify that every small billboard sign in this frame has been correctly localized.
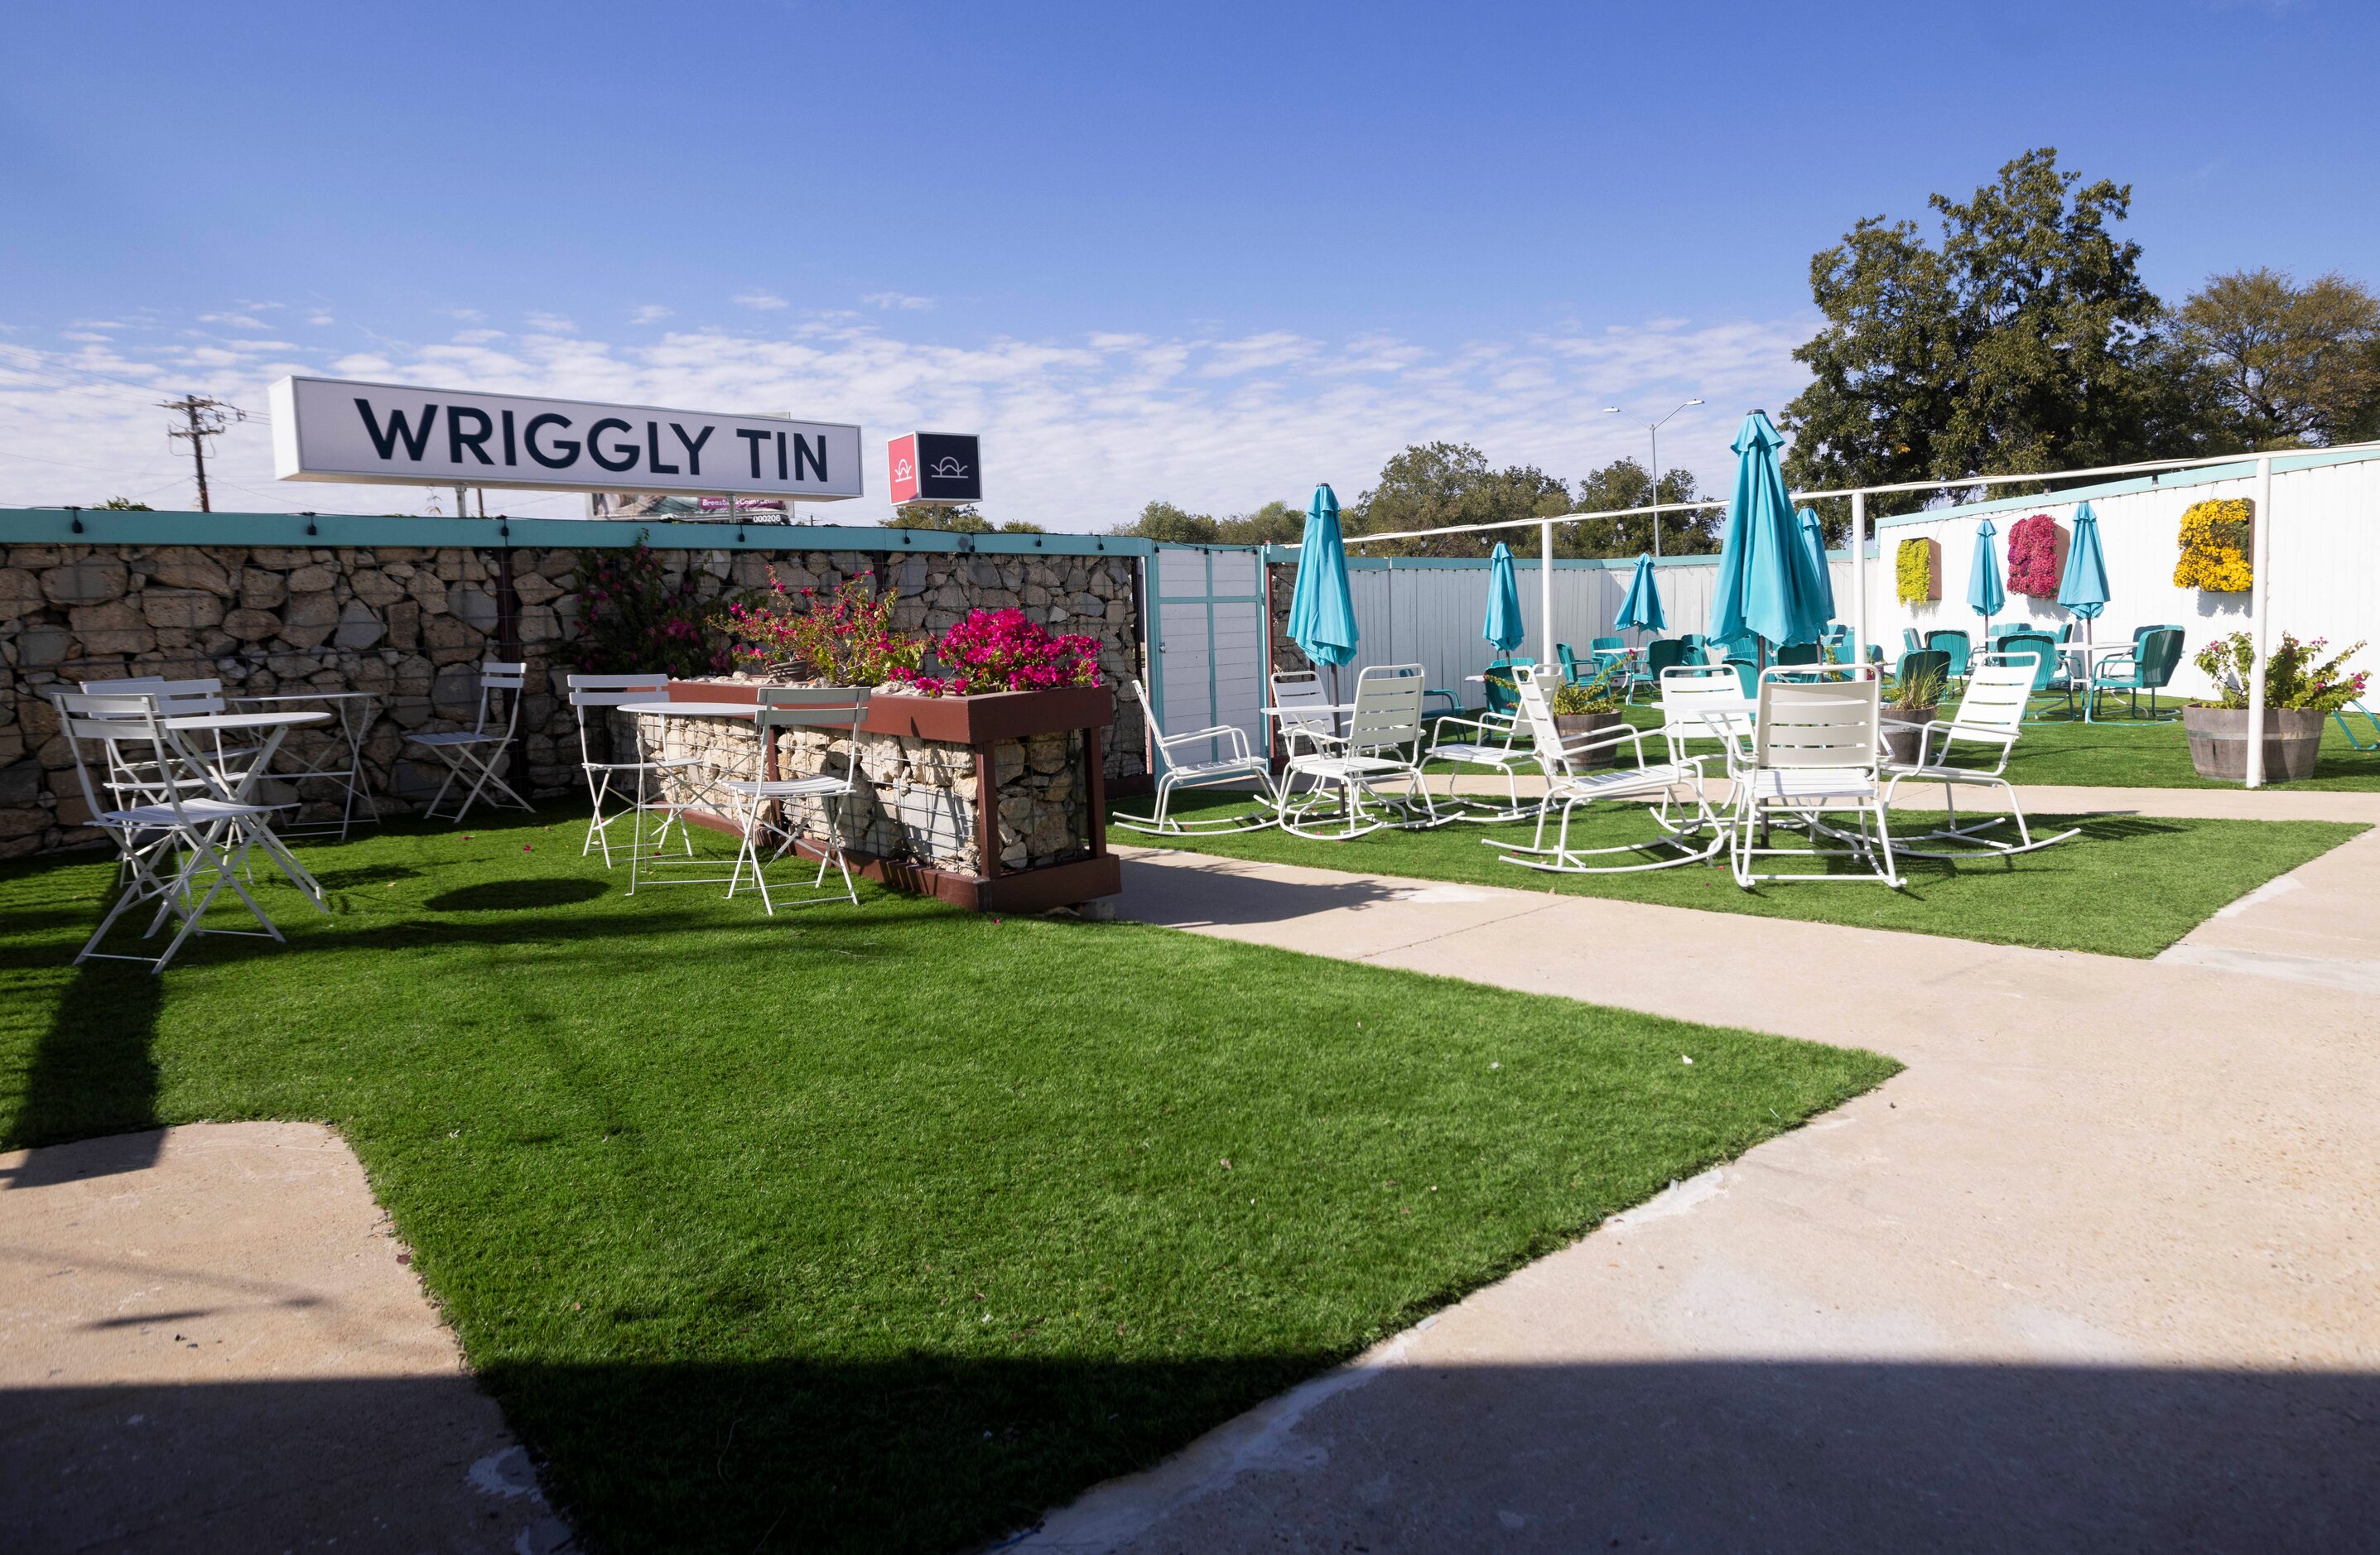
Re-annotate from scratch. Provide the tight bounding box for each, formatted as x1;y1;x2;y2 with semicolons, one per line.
270;376;864;500
887;432;982;505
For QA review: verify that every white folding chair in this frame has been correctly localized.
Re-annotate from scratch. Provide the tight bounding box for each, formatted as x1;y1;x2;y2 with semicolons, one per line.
1490;664;1723;873
1279;664;1438;839
566;673;701;868
720;686;870;912
55;692;290;973
405;661;532;823
1111;678;1279;835
1268;670;1347;763
1883;652;2079;857
77;677;255;811
1726;666;1903;888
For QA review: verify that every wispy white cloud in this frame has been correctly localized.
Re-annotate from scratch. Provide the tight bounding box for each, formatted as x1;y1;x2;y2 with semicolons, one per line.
198;312;272;330
523;312;577;335
0;308;1816;523
306;313;336;326
861;291;935;312
734;291;789;311
631;304;673;324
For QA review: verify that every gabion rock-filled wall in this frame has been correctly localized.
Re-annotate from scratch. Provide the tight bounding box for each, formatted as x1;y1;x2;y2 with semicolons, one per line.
0;538;1145;859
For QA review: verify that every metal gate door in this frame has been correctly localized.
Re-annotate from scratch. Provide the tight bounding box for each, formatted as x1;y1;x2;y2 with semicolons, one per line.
1146;546;1268;764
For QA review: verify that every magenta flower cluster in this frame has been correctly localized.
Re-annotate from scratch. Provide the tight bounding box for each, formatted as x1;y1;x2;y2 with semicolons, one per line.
891;609;1103;697
2007;513;2063;597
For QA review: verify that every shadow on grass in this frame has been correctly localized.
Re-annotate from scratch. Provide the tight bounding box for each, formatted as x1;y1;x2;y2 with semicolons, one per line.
1;958;164;1172
7;1359;2375;1554
426;879;609;912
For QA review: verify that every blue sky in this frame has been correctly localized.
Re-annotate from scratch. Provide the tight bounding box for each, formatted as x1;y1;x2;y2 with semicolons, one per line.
2;0;2373;525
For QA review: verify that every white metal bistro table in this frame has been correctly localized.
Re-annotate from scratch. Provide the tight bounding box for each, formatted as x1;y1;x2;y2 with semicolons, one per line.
161;709;332;904
230;690;382;839
614;700;760;892
2056;638;2147;722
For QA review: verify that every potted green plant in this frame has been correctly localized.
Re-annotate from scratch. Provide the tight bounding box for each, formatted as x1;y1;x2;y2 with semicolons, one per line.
2184;631;2367;782
1549;673;1626;769
1879;664;1945;766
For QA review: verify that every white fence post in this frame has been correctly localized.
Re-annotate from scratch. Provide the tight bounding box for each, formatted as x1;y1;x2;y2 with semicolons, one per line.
1850;491;1867;667
2246;454;2274;788
1539;519;1554;666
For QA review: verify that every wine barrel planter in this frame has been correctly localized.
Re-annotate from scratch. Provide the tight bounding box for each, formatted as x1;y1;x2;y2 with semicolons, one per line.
1551;711;1625;769
1879;708;1939;767
2183;705;2325;783
619;680;1120;912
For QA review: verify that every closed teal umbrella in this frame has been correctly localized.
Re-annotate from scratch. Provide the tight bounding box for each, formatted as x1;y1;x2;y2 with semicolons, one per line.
1798;507;1837;623
1483;541;1526;653
1968;517;2006;638
1288;484;1360;681
1616;552;1665;637
1709;411;1831;653
2058;503;2110;622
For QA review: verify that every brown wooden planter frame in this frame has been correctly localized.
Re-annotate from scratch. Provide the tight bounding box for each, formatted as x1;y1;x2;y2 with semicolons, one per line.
662;680;1120;912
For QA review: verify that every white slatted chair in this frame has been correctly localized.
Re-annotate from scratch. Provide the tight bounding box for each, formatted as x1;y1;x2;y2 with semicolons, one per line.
720;686;870;912
1268;670;1347;763
55;692;289;973
1491;664;1723;874
406;661;532;822
1882;651;2079;856
1112;678;1278;835
1279;663;1437;839
567;673;701;869
1726;666;1903;888
1425;674;1535;823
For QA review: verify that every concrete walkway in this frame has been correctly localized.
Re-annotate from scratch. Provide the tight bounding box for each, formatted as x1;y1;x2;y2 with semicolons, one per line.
0;1123;571;1553
1021;808;2380;1550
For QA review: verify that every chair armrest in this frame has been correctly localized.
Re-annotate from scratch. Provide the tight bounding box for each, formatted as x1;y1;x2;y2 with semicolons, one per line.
1159;725;1251;761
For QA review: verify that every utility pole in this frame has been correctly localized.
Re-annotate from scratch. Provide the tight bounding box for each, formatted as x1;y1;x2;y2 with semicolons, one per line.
161;394;243;513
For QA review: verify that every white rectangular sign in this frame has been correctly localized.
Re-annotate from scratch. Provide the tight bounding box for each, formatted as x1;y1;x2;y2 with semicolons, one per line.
269;376;864;499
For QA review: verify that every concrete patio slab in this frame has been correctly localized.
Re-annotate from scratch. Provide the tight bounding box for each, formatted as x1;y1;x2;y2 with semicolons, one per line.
0;1122;571;1554
1016;836;2380;1551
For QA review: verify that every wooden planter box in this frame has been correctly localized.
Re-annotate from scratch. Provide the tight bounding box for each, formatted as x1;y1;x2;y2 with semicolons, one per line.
651;679;1120;912
2182;705;2324;784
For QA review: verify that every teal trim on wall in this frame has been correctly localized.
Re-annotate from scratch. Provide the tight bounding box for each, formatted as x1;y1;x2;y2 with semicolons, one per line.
0;507;1156;558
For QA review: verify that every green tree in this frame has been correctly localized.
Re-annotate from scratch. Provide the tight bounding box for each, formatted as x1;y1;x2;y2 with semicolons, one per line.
996;520;1048;534
1783;148;2214;514
884;502;991;532
1215;499;1305;546
94;497;152;510
1347;441;1571;557
2175;268;2380;447
1111;500;1221;545
1564;457;1720;556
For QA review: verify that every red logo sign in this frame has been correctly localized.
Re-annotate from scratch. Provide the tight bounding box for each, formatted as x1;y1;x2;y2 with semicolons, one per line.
886;434;920;504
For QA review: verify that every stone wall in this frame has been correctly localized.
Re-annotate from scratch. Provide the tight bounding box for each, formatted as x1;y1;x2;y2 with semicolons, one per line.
613;710;1091;875
0;540;1144;859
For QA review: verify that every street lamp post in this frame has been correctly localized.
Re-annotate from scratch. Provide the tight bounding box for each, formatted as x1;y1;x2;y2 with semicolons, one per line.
1602;399;1703;557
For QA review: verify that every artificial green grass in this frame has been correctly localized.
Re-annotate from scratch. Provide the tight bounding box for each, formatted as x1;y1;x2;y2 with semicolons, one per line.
1584;699;2380;790
0;809;1895;1554
1115;792;2361;959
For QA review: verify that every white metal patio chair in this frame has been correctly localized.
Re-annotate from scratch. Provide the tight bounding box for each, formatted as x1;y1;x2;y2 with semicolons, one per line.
1882;651;2080;857
55;692;291;973
1268;669;1347;763
1490;664;1724;874
1278;664;1438;840
567;673;701;869
1111;678;1279;835
720;686;870;912
1725;666;1904;889
405;661;532;823
78;677;257;811
1424;672;1535;823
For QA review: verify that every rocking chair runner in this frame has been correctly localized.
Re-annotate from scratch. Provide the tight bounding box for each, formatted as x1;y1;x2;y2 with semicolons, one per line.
1882;652;2080;857
1111;678;1279;835
1489;664;1724;875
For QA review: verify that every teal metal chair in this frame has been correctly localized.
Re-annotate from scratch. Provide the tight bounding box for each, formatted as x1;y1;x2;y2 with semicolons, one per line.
1903;627;1923;655
1628;638;1693;702
1997;630;2066;718
1589;634;1629;679
2089;627;2185;720
2333;700;2380;750
1890;648;1953;699
1925;629;1973;685
1554;642;1586;686
1481;656;1534;720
